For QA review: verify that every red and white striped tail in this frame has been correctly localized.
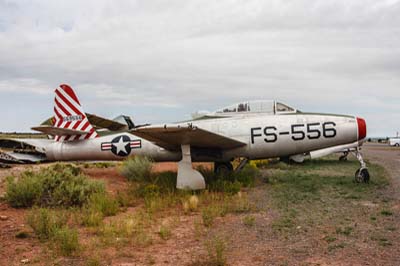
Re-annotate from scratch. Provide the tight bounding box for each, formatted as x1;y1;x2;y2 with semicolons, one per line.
52;84;98;142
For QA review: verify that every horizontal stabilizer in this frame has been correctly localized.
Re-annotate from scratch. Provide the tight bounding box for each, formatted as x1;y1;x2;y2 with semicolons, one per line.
86;113;130;131
31;126;89;136
132;124;246;151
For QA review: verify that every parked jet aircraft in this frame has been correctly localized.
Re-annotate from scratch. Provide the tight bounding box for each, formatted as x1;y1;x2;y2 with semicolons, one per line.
0;84;369;189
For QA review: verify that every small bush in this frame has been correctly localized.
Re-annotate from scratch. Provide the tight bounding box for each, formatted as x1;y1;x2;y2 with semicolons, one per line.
6;164;105;208
243;215;255;227
54;226;80;256
5;174;42;208
202;206;219;227
206;235;227;266
86;193;119;217
158;225;171;240
120;156;154;183
81;209;103;227
26;208;67;241
209;180;241;195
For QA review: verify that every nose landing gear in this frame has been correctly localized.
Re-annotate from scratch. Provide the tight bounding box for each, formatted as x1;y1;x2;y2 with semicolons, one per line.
353;148;369;183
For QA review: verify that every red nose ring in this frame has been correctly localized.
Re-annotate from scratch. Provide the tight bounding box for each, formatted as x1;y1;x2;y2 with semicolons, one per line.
357;117;367;140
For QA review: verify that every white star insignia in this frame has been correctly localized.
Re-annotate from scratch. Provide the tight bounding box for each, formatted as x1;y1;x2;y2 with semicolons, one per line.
113;137;129;155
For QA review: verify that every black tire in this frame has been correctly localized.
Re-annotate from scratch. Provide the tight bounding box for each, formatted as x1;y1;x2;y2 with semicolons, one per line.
395;143;400;147
339;155;348;161
355;168;370;183
214;162;233;175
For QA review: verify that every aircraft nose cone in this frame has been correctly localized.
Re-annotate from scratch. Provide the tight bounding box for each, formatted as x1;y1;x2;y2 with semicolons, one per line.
356;117;367;140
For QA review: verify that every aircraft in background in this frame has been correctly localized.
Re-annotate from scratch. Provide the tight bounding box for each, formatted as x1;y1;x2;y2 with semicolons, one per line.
0;84;369;189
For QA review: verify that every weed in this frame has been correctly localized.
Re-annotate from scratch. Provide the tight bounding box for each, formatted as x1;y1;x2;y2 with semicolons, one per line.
323;236;337;243
6;165;104;208
81;209;104;227
15;231;29;239
86;193;119;217
243;215;255;227
380;210;393;216
206;235;227;266
202;206;219;227
26;208;68;241
86;256;101;266
53;226;80;256
183;195;199;214
120;156;154;183
328;243;345;252
158;225;171;240
336;226;353;236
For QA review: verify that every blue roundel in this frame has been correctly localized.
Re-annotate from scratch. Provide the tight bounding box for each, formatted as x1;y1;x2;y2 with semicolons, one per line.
110;135;131;156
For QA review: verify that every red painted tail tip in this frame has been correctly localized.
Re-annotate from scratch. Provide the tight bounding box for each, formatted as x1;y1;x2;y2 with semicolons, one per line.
59;84;81;106
357;117;367;140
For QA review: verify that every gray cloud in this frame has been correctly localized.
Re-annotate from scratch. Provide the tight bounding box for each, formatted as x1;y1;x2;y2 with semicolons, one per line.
0;0;399;136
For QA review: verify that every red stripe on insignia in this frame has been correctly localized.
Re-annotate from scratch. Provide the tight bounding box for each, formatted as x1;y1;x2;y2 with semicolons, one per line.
55;89;84;116
60;84;81;106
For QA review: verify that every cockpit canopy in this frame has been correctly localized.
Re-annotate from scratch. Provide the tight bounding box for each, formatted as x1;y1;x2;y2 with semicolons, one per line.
214;100;298;115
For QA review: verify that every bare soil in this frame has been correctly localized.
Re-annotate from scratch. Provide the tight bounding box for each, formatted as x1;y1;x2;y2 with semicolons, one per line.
0;143;399;266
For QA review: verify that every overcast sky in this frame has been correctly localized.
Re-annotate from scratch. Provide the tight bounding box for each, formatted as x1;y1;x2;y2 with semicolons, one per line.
0;0;399;136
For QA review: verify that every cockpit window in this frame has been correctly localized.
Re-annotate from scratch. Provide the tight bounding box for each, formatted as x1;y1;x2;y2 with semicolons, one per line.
276;102;294;112
249;100;274;113
214;100;296;115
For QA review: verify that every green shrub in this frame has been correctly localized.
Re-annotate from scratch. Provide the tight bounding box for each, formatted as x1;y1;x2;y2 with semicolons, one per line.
120;156;154;182
202;206;219;227
5;174;42;208
26;208;67;241
81;209;103;227
208;180;241;195
158;225;171;240
86;193;119;217
6;164;105;208
206;235;227;266
243;215;255;227
54;226;80;256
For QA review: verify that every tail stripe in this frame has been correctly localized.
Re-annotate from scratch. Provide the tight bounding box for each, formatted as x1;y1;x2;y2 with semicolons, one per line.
55;98;71;116
52;84;98;142
55;89;84;117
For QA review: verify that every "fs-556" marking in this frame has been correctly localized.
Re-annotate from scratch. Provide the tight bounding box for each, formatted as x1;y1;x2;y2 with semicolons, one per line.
250;122;337;144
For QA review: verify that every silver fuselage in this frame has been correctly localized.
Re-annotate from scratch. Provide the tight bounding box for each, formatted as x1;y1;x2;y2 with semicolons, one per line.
44;113;361;163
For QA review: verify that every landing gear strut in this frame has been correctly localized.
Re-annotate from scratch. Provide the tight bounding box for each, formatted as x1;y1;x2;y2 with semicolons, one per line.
339;151;349;161
214;162;233;175
352;148;369;183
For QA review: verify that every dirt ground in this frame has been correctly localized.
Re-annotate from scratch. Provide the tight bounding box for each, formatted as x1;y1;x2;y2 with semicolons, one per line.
0;143;399;266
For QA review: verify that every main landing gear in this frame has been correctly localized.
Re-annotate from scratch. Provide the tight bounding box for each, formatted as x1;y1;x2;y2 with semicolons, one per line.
353;148;370;183
214;158;249;175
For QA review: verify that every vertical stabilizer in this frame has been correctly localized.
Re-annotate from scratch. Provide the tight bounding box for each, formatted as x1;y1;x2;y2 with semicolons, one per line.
53;84;98;141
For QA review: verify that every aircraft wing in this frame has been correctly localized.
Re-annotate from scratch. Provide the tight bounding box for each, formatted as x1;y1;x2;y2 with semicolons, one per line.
0;138;52;163
132;124;246;151
31;126;89;136
85;113;129;131
40;113;130;131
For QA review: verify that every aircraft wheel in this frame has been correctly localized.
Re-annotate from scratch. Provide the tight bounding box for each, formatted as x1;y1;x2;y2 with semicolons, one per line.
395;143;400;147
339;155;348;161
355;168;370;183
214;162;233;176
